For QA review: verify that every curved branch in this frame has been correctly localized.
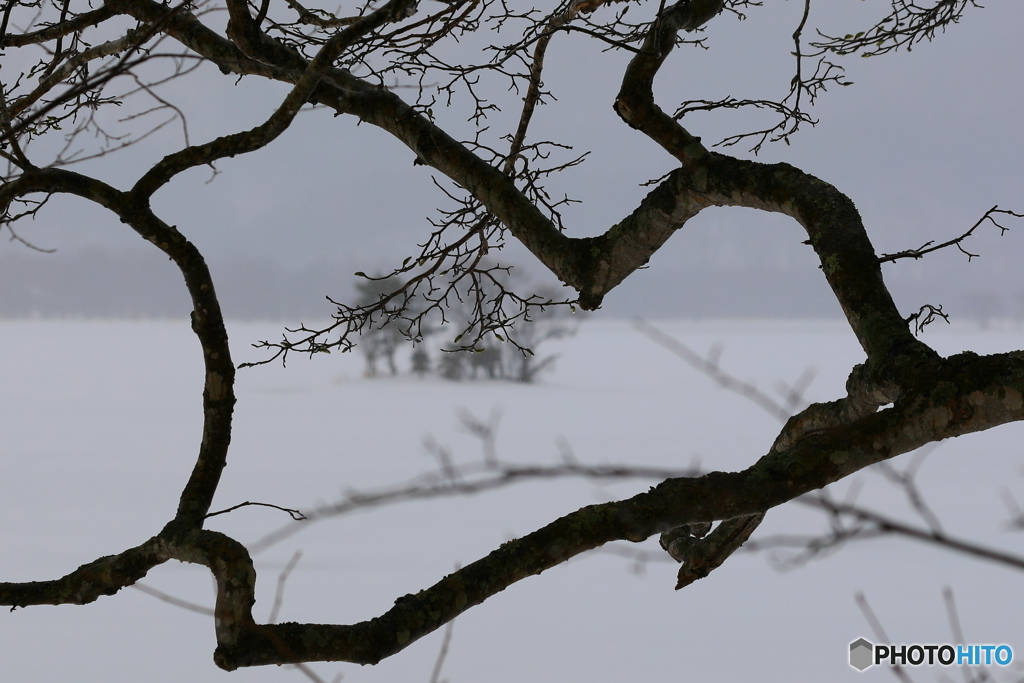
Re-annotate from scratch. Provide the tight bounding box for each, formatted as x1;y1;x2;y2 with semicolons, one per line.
30;0;938;374
106;0;292;80
663;512;765;589
1;168;234;528
102;0;882;376
4;1;1024;673
613;0;721;164
162;530;259;653
607;0;936;373
112;0;933;369
210;349;1024;668
131;0;421;198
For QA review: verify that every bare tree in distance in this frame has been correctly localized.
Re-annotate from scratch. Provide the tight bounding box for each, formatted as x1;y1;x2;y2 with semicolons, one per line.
355;271;581;381
2;0;1024;677
353;274;412;376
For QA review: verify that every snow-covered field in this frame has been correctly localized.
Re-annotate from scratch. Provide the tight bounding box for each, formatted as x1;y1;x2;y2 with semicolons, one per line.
2;318;1023;682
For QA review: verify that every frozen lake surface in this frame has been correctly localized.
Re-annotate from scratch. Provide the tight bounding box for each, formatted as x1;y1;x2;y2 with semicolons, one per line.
2;318;1023;682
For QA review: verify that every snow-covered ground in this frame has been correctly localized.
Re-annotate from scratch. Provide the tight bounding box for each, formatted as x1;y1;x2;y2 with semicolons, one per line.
2;318;1023;682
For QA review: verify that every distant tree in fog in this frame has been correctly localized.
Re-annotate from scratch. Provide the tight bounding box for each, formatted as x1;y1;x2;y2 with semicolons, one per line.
410;345;431;377
357;274;579;382
354;275;406;376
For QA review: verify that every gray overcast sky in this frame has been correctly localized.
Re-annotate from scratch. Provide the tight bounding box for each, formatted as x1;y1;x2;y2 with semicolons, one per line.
3;0;1022;319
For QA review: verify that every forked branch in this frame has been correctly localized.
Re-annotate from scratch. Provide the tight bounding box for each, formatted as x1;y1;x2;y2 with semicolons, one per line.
879;206;1023;264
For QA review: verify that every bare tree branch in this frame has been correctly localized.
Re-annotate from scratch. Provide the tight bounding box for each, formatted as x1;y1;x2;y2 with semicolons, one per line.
879;206;1023;264
2;0;1021;676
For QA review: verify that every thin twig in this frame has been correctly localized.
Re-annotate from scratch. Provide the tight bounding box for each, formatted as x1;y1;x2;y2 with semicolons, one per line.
268;550;303;625
633;318;798;423
206;501;307;520
879;206;1023;264
130;583;216;616
856;592;917;683
428;598;457;683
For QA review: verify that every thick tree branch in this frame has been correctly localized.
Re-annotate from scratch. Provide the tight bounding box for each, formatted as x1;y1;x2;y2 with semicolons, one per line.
11;315;1013;666
223;0;311;70
607;0;937;374
105;0;909;348
662;512;765;589
613;0;720;164
106;0;293;80
207;347;1024;668
0;6;115;48
1;168;234;528
131;0;420;198
0;538;168;608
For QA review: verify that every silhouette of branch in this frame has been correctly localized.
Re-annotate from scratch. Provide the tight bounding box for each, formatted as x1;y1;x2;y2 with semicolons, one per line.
130;582;216;616
268;551;303;625
1000;489;1024;531
904;304;949;335
879;206;1023;264
856;592;917;683
207;501;307;521
428;602;457;683
633;318;806;423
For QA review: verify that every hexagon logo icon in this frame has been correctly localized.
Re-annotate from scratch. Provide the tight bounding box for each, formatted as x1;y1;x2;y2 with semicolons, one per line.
850;638;874;671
